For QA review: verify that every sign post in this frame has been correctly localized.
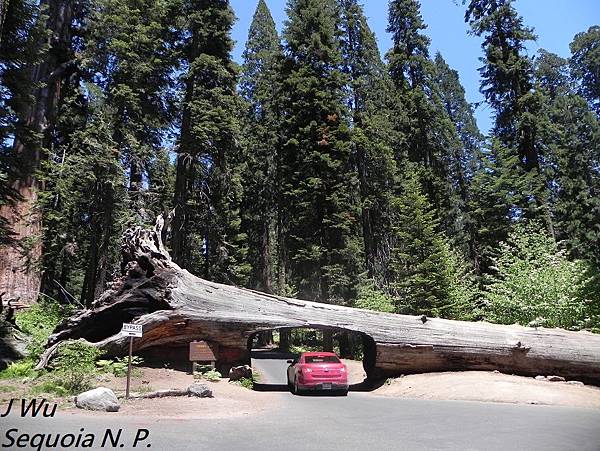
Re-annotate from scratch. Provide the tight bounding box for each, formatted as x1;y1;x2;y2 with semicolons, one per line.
121;323;143;399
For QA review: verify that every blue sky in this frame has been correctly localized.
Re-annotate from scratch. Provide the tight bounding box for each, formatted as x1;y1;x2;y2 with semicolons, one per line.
229;0;599;135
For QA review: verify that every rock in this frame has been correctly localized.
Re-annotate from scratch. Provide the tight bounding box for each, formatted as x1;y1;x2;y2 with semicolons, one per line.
535;375;546;381
566;380;584;386
492;370;500;373
546;375;566;382
75;387;120;412
187;383;213;398
229;365;252;381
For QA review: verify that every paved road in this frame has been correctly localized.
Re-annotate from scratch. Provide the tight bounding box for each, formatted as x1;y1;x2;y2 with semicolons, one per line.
2;352;600;451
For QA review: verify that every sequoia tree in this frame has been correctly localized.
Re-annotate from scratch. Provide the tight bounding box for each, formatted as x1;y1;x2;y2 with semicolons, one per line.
239;0;282;293
278;0;361;305
0;0;79;304
171;0;249;285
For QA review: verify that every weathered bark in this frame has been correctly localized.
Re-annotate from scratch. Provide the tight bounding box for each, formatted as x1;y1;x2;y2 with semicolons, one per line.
37;222;600;385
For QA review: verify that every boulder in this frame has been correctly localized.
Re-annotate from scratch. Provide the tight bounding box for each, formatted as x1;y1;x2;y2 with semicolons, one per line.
229;365;252;381
75;387;120;412
535;375;547;381
187;383;213;398
546;375;566;382
566;380;584;386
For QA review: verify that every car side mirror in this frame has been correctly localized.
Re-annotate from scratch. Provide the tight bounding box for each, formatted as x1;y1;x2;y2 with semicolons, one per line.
286;360;293;364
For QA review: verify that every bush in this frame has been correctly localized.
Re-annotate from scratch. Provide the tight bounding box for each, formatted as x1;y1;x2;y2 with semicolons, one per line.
0;361;37;379
96;356;144;377
483;223;597;330
51;340;103;394
234;372;260;390
203;369;222;382
30;379;69;396
355;280;395;313
15;299;74;359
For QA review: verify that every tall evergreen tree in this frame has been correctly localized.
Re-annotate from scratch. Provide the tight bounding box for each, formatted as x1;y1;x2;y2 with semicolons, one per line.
386;0;459;236
433;52;484;268
388;163;457;316
171;0;249;285
279;0;361;304
465;0;552;236
239;0;282;293
534;49;600;264
569;26;600;115
85;0;177;225
338;0;398;283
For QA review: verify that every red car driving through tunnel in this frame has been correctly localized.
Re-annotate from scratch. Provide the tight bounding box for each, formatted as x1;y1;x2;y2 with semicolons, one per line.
286;352;349;395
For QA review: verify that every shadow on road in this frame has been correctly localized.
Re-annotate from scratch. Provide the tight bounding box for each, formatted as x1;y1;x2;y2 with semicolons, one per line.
253;383;290;392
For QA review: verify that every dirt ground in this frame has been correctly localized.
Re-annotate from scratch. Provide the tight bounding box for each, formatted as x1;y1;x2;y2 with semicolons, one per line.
64;366;282;419
372;370;600;408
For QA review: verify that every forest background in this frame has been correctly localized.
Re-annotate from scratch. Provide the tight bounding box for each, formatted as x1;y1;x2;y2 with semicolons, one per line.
1;0;599;338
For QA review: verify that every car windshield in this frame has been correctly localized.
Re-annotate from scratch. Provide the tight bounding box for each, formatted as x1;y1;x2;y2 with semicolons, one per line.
305;355;340;364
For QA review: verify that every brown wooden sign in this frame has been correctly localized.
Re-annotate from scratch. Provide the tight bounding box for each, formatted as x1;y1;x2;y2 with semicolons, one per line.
189;341;218;362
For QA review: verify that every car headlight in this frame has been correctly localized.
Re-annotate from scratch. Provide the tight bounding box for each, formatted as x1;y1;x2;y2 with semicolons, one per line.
340;367;346;372
303;367;312;373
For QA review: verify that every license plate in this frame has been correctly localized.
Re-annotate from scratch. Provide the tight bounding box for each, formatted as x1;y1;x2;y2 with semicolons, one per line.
322;383;332;390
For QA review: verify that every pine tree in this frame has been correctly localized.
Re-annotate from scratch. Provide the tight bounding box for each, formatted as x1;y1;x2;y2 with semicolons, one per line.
279;0;361;304
465;0;552;235
534;49;600;264
0;0;40;249
338;0;398;283
171;0;249;285
39;85;128;307
85;0;177;225
239;0;282;293
386;0;459;237
569;26;600;115
433;52;484;269
388;163;457;316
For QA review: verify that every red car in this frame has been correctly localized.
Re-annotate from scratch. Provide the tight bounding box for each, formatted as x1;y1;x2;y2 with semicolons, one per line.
286;352;349;395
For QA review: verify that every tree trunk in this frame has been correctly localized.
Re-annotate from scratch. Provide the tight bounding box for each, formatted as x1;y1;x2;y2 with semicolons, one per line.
0;0;75;304
36;222;600;385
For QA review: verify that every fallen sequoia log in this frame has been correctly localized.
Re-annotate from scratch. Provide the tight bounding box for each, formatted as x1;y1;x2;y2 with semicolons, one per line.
37;222;600;385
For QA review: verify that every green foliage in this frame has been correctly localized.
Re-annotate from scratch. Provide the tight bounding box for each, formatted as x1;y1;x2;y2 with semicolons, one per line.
96;356;144;377
387;165;464;316
355;280;395;313
30;379;69;397
232;372;260;390
52;340;103;394
279;0;362;304
15;299;73;359
483;223;598;330
570;26;600;114
203;369;222;382
170;0;249;287
0;361;37;379
239;0;282;293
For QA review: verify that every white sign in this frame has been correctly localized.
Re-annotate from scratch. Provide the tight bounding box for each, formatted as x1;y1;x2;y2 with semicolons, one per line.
121;323;143;337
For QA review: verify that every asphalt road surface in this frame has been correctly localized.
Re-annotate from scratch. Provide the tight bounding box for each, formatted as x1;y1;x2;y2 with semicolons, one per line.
2;352;600;451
